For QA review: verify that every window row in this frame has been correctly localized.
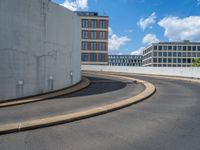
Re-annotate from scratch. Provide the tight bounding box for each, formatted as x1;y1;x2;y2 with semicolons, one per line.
143;53;152;59
82;19;107;28
153;52;200;57
82;31;107;40
143;59;152;64
109;55;143;59
153;45;200;51
152;64;192;67
109;59;142;63
143;47;152;55
153;58;194;63
82;53;107;62
82;42;106;51
109;63;142;66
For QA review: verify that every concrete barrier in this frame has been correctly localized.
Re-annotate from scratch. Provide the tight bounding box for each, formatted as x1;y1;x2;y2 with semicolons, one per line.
82;65;200;79
0;0;81;100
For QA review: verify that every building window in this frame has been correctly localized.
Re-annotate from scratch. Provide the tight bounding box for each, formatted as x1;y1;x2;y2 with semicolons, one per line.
198;46;200;51
163;52;167;57
192;52;196;57
163;58;167;63
91;20;97;28
187;59;191;63
173;52;177;57
90;53;97;62
82;31;88;39
158;58;162;63
183;46;186;51
90;42;97;50
99;20;106;28
99;31;106;40
178;59;181;63
187;52;191;57
173;46;177;50
164;46;167;50
158;52;162;56
82;19;88;28
182;52;186;57
81;42;88;50
154;46;157;50
82;53;89;61
168;46;172;50
188;46;191;51
178;46;182;51
168;52;172;57
158;46;162;50
178;52;181;57
153;52;157;56
178;64;181;67
192;46;196;51
99;42;105;51
173;58;177;63
168;58;172;63
153;58;157;63
99;54;106;62
90;31;97;39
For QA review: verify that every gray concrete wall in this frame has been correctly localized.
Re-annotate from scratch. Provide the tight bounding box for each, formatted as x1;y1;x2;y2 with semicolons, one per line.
82;65;200;79
0;0;81;100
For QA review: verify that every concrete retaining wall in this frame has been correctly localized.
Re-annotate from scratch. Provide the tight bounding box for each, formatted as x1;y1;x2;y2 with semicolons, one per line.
0;0;81;100
82;65;200;79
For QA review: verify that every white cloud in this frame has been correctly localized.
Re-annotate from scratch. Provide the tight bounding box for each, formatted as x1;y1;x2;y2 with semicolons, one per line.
158;16;200;41
130;34;159;56
198;0;200;5
131;47;145;55
137;12;157;30
108;27;113;36
109;34;131;50
108;27;131;51
142;33;159;45
61;0;88;11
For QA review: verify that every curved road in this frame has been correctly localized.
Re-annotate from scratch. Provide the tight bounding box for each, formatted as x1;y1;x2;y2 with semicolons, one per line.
0;73;200;150
0;74;144;125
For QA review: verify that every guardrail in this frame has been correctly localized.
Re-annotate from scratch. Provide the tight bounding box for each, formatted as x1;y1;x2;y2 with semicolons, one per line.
82;65;200;79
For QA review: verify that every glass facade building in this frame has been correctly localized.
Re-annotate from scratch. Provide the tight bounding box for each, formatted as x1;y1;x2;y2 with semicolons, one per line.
77;11;109;65
109;55;143;66
143;41;200;67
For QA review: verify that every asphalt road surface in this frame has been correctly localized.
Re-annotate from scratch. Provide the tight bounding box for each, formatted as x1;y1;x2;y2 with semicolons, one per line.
0;74;144;125
0;74;200;150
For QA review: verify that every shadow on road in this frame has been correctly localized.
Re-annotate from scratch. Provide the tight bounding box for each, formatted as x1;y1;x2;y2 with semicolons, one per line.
54;76;127;98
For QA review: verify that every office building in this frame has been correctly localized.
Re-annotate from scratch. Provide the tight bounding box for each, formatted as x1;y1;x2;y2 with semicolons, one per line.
77;11;109;65
109;55;143;66
143;41;200;67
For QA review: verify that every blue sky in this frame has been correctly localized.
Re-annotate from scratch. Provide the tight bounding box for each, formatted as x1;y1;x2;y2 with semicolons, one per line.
52;0;200;55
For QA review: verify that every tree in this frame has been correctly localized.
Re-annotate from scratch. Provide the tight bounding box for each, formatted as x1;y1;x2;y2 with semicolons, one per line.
192;58;200;67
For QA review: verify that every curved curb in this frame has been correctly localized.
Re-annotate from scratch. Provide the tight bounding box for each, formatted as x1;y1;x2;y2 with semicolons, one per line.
0;77;91;108
0;73;156;135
